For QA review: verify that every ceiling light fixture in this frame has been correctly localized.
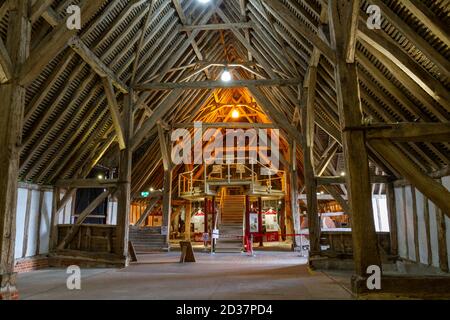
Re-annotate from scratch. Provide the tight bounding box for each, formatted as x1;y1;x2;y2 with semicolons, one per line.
198;0;210;4
231;109;240;119
221;68;232;82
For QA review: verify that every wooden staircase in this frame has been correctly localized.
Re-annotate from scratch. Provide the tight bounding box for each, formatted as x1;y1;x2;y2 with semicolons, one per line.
216;195;245;253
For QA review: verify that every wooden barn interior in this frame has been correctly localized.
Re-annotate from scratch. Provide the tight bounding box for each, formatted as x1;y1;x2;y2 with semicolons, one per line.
0;0;449;300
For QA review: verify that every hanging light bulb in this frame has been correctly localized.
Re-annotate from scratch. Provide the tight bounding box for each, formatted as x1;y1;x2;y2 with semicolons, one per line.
221;68;232;82
231;109;240;119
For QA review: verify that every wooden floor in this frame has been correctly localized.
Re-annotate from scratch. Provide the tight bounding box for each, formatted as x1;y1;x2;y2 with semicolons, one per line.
17;252;354;300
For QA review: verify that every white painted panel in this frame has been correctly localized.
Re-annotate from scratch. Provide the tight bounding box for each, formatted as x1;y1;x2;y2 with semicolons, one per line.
372;197;389;232
108;200;118;225
57;191;73;224
372;198;380;231
395;187;407;258
379;198;390;232
14;188;29;259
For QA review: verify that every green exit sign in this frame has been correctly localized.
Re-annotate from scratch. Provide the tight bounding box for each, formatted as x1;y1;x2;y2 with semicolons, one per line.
141;191;150;198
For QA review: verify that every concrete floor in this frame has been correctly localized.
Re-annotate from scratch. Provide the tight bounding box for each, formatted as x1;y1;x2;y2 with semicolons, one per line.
17;251;354;300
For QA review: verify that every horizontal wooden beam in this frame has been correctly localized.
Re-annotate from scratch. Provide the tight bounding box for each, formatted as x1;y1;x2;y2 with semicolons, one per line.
135;78;301;91
68;36;129;93
365;123;450;142
316;175;393;185
55;179;119;189
180;22;254;32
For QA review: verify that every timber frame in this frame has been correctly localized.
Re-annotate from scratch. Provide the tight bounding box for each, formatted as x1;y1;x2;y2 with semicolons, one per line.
0;0;449;299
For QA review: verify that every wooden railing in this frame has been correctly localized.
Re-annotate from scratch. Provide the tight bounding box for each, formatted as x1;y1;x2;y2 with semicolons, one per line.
178;157;285;196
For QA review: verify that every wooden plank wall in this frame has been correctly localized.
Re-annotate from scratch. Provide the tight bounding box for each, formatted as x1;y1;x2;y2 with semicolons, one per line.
394;176;450;272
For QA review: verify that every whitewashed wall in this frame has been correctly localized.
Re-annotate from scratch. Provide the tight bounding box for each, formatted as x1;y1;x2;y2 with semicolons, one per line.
394;176;450;270
372;195;389;232
107;197;118;225
14;184;58;259
14;186;118;260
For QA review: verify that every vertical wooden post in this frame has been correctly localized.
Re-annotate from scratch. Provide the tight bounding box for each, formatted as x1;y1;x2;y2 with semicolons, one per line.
159;122;172;245
290;140;305;250
280;200;286;241
301;82;321;255
258;197;263;247
161;169;173;244
402;186;410;259
211;196;216;230
411;187;421;262
386;183;398;256
203;199;209;234
245;195;250;238
185;201;192;241
0;0;30;300
284;175;295;244
436;209;448;272
116;91;134;263
423;196;432;266
329;0;381;276
436;178;449;272
49;187;60;251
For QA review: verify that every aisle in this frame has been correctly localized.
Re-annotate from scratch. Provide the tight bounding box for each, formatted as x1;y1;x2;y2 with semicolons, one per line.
17;252;353;300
